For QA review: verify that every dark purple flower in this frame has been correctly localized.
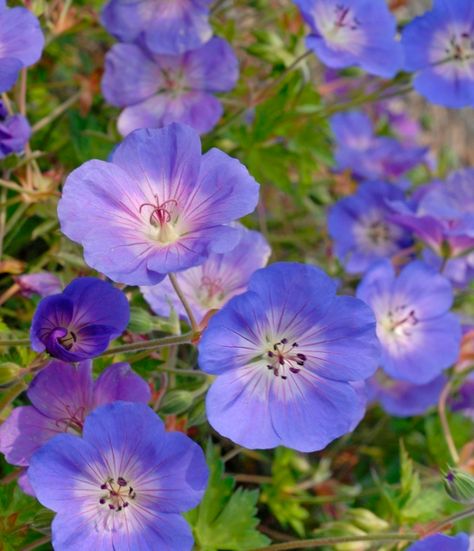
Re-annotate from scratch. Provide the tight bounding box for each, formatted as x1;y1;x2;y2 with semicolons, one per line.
389;169;474;260
141;224;270;323
0;101;30;157
328;181;413;274
101;0;212;56
402;0;474;108
357;260;462;384
28;401;208;550
293;0;403;77
368;370;446;417
330;111;428;181
0;359;150;470
102;38;238;136
58;124;260;286
30;277;130;361
406;533;470;551
15;271;62;298
198;262;380;451
0;2;44;93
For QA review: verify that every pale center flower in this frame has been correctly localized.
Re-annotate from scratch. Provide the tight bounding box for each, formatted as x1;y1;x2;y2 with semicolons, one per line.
314;3;366;52
139;195;181;245
263;337;307;381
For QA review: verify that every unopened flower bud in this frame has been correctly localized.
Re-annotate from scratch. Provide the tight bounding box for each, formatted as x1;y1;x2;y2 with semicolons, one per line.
444;468;474;504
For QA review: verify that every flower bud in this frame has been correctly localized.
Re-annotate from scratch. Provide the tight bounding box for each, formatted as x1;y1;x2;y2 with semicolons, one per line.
444;468;474;504
0;362;21;386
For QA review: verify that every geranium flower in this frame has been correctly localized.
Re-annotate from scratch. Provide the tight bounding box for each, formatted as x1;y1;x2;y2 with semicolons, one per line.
402;0;474;108
198;262;380;451
30;277;130;362
102;38;238;136
15;271;62;298
328;181;413;274
28;402;208;550
101;0;213;56
293;0;403;77
141;224;270;323
58;123;259;286
330;111;428;181
0;1;44;92
0;101;30;158
406;533;470;551
0;360;150;475
367;370;446;417
390;169;474;255
357;260;462;384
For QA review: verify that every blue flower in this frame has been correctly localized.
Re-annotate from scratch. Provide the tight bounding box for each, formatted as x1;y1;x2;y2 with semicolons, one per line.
28;402;208;551
402;0;474;108
0;1;44;93
328;181;413;274
0;101;30;158
142;224;270;323
293;0;403;77
367;370;446;417
30;277;130;362
101;0;212;56
406;533;470;551
58;124;259;286
357;260;462;384
0;360;150;492
198;262;380;452
102;37;238;136
15;271;62;298
330;111;428;181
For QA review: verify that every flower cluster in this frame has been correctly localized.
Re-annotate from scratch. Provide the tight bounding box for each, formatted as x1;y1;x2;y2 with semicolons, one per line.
101;0;238;135
0;1;473;549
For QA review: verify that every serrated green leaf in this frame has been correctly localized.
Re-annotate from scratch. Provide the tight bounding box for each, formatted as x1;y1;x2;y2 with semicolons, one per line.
186;442;269;550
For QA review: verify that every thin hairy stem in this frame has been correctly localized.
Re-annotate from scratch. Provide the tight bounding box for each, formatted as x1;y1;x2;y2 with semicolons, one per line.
99;333;194;357
169;273;199;333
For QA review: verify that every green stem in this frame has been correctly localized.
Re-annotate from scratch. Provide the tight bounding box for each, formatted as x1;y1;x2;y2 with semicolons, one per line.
22;535;51;551
438;379;460;465
169;273;199;333
0;338;31;346
430;504;474;533
254;532;418;550
32;91;81;133
99;333;194;357
0;380;27;413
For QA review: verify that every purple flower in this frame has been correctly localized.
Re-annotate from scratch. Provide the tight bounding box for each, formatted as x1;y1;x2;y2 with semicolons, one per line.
58;124;259;286
390;169;474;259
101;0;212;56
330;111;428;181
0;2;44;93
406;533;470;551
0;101;30;158
401;0;474;108
367;369;446;417
0;359;150;471
450;373;474;421
293;0;403;78
328;181;413;274
15;271;62;298
28;401;208;550
141;224;271;323
30;277;130;362
198;262;380;451
102;38;238;136
357;260;462;384
423;248;474;289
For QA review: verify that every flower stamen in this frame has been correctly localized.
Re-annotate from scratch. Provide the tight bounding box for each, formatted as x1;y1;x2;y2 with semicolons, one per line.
265;338;307;380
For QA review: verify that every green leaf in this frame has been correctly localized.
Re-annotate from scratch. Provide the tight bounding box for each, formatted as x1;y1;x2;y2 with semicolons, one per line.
186;442;269;551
